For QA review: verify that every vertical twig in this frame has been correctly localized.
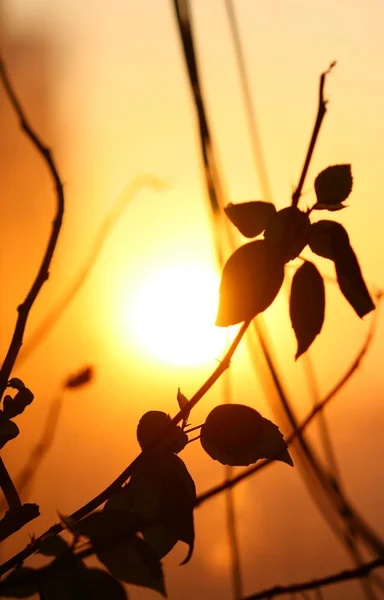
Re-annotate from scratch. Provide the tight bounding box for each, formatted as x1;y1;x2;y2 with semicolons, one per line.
0;58;64;396
0;57;64;509
291;61;336;208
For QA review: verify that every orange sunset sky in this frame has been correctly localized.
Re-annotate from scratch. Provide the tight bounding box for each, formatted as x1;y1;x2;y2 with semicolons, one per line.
1;1;384;599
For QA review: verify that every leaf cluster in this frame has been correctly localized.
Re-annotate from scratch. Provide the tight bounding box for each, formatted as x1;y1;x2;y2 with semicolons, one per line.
217;164;374;358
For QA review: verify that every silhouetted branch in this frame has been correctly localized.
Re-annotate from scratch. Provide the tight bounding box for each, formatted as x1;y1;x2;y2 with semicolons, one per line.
0;57;64;396
241;557;384;600
17;175;166;366
0;56;64;515
196;293;381;507
292;61;336;208
0;318;251;576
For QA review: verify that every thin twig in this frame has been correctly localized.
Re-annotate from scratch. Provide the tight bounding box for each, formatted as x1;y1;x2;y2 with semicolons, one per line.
241;558;384;600
291;61;336;208
0;57;64;396
0;57;64;511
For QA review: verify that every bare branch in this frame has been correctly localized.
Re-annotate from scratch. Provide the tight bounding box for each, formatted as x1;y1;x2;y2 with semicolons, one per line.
292;61;336;208
0;318;251;576
0;57;64;395
0;56;64;513
241;558;384;600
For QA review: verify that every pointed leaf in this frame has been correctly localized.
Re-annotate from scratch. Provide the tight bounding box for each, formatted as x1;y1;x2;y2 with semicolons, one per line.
224;201;276;237
106;453;196;564
200;404;293;467
216;240;284;326
97;535;166;596
314;164;352;207
263;206;311;262
0;567;38;597
309;221;374;317
290;261;325;359
334;243;375;317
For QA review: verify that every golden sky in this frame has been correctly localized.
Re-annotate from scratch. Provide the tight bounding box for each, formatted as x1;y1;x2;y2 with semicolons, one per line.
2;1;384;599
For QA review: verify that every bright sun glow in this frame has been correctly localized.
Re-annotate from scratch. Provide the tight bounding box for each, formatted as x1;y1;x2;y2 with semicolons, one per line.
127;264;228;366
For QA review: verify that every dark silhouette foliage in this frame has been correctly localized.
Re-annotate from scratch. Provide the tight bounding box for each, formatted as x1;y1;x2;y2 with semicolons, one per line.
290;261;325;359
216;163;374;358
0;36;379;600
200;404;293;467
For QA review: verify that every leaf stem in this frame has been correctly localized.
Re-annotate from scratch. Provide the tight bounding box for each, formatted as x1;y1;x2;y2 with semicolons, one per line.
291;62;336;209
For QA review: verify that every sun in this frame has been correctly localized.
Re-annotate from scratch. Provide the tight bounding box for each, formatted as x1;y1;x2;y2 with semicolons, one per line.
127;264;228;366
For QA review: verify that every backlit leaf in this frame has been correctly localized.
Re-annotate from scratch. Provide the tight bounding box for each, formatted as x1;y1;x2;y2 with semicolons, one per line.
334;243;375;318
263;206;311;262
314;164;352;208
69;509;164;596
106;453;196;564
224;201;276;237
200;404;293;467
289;262;325;359
137;411;188;454
309;221;374;317
96;535;166;596
216;240;284;326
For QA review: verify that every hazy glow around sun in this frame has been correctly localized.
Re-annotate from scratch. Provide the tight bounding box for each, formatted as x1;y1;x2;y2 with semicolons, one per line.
127;264;228;366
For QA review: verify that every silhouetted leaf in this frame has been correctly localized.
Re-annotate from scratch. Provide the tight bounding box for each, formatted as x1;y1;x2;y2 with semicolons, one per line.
41;564;128;600
334;243;375;318
7;378;26;391
309;220;350;259
38;534;70;557
200;404;293;467
176;388;190;429
106;453;196;564
313;164;352;209
224;201;276;237
263;206;311;262
216;240;284;326
64;366;94;389
0;567;38;597
137;411;187;454
3;388;34;419
290;262;325;359
76;569;128;600
0;418;19;448
96;535;165;596
309;221;374;317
